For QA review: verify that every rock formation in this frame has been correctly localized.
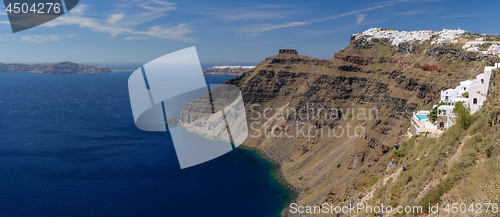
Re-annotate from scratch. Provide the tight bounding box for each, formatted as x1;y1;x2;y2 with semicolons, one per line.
279;49;298;55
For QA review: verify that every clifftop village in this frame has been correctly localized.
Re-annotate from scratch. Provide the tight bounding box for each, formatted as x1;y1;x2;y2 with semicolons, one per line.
354;28;500;56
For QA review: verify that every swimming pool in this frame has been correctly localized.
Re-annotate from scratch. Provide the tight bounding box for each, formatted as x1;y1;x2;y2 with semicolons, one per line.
416;115;428;120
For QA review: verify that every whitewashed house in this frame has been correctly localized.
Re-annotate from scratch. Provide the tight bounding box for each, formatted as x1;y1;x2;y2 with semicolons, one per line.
436;98;468;130
440;88;459;102
469;64;496;114
441;80;474;102
435;63;497;129
436;105;456;129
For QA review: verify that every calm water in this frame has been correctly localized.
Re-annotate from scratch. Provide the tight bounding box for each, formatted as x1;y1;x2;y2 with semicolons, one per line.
0;72;294;217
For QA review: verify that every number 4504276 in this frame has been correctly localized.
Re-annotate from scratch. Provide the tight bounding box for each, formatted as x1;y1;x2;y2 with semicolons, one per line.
5;3;62;14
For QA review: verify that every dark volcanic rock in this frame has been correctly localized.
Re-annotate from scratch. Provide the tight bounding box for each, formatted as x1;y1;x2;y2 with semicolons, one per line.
279;49;298;55
396;42;422;54
351;38;372;49
348;151;366;170
334;53;373;65
426;46;483;62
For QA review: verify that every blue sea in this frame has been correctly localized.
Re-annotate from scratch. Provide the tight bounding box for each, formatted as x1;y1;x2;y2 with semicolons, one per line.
0;72;294;217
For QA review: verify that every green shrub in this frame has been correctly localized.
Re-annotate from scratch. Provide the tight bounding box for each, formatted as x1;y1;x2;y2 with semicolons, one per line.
454;101;472;130
361;176;380;188
392;136;416;160
429;102;445;123
377;55;386;63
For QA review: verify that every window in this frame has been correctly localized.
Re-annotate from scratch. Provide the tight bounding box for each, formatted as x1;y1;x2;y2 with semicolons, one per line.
464;87;466;90
473;98;478;104
481;79;484;84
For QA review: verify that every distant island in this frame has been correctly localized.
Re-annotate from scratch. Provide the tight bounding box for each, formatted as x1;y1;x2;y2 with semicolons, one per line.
0;61;112;74
200;65;255;75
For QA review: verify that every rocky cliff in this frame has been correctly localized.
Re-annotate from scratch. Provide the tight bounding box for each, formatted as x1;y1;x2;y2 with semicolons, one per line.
222;38;493;216
0;61;112;74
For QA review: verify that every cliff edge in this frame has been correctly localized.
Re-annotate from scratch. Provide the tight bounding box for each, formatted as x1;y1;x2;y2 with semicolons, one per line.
223;31;497;216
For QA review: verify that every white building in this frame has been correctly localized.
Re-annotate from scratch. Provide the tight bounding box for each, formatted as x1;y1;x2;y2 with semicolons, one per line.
440;88;459;102
410;110;444;137
408;62;496;134
436;105;456;129
440;79;472;102
469;64;497;114
488;45;500;56
435;63;497;130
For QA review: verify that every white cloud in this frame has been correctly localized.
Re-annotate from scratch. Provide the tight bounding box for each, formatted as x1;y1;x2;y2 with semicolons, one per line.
18;33;78;44
397;10;430;15
20;35;60;43
356;14;366;25
106;14;125;25
312;5;384;22
42;5;129;37
42;1;195;42
203;9;295;22
236;0;444;36
377;0;447;4
192;4;299;22
439;14;475;19
242;21;309;33
239;5;383;34
123;24;196;42
221;11;293;22
111;0;176;27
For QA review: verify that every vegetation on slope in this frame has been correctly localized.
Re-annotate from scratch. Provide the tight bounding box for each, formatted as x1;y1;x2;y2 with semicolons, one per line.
360;69;500;215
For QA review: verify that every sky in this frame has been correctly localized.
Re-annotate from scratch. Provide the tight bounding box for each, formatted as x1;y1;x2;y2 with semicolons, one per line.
0;0;498;67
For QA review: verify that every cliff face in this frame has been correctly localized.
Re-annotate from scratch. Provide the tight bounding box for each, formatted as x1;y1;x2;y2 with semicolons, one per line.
224;41;487;215
0;61;112;74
